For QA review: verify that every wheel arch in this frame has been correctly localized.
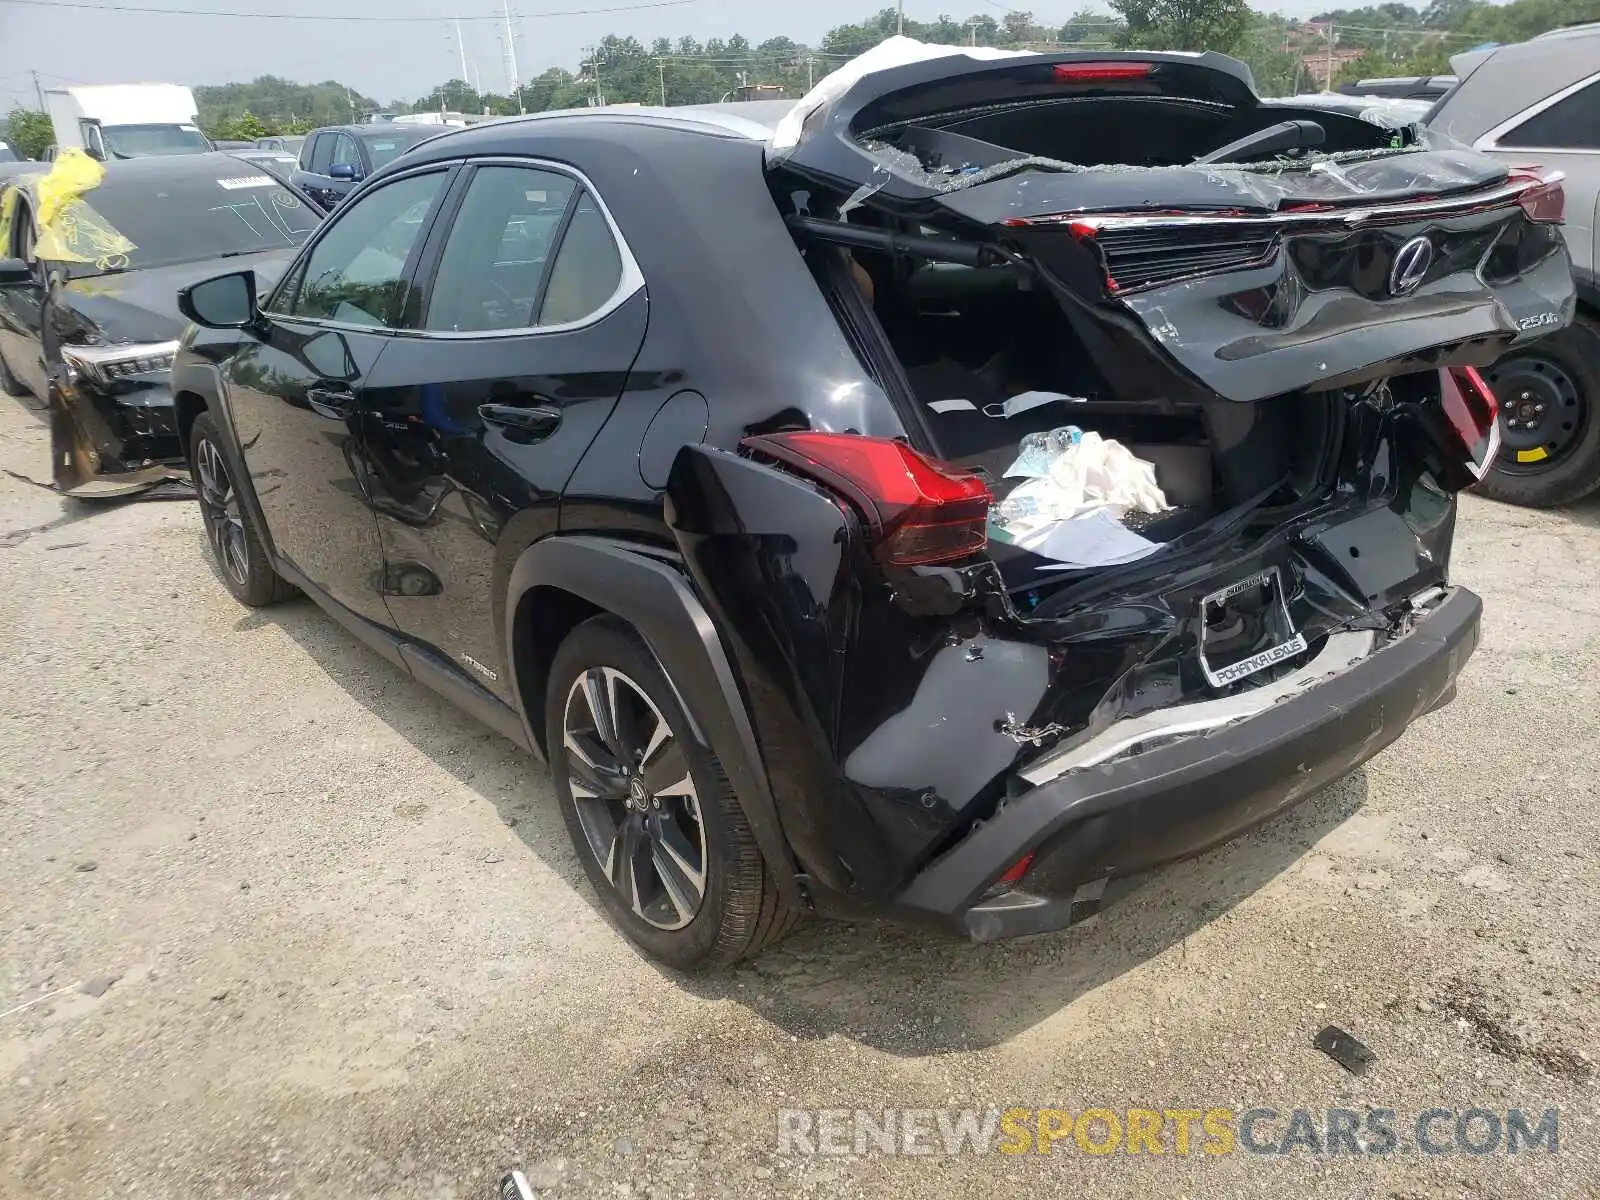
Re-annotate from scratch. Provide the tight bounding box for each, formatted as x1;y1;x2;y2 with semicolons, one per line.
504;536;804;907
173;389;208;461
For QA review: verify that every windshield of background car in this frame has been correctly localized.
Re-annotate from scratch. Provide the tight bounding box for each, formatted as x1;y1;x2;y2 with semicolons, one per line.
48;170;320;272
101;123;213;158
361;130;434;169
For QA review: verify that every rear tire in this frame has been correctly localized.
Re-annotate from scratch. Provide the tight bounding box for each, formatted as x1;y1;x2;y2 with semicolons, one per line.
1474;317;1600;508
0;345;27;397
546;615;799;970
189;410;297;607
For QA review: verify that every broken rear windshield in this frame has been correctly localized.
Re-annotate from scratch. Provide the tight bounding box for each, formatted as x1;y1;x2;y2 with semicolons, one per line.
48;172;320;273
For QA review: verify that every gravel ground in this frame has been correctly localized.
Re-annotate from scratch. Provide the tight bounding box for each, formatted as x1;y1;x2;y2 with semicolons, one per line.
0;390;1596;1200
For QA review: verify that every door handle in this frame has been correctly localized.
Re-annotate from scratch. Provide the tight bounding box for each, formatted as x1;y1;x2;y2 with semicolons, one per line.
306;384;357;420
479;402;561;440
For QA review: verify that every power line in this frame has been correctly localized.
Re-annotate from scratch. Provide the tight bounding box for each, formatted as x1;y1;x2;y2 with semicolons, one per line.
0;0;694;20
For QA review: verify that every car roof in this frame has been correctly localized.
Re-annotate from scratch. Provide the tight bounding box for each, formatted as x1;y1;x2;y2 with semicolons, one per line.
1431;29;1600;142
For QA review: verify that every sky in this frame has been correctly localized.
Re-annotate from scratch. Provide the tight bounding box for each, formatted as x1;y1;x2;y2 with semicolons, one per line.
0;0;1453;111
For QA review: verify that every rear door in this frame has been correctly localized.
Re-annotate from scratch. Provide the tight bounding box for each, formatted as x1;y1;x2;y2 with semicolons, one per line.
355;157;647;701
225;162;455;625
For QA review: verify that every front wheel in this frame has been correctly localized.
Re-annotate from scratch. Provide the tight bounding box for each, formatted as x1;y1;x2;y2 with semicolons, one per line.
189;411;297;607
0;345;27;397
1475;318;1600;508
546;616;799;969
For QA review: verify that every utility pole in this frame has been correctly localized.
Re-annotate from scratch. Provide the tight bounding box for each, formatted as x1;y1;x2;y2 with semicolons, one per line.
658;58;667;106
806;55;816;90
454;18;470;91
501;0;522;113
965;17;982;46
897;0;904;35
1324;22;1336;91
31;68;44;108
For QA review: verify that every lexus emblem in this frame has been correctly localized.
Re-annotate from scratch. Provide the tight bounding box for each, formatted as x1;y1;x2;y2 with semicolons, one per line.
1388;236;1434;297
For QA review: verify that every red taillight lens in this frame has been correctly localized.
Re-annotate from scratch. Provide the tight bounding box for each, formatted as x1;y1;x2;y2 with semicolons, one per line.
1440;366;1501;481
994;852;1035;887
1053;62;1154;83
1510;168;1565;223
741;431;991;567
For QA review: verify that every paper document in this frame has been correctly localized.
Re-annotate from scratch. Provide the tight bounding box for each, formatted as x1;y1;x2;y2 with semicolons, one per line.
1014;508;1163;570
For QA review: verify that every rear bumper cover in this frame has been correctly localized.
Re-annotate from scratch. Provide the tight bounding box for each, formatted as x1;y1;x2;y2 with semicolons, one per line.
895;587;1481;942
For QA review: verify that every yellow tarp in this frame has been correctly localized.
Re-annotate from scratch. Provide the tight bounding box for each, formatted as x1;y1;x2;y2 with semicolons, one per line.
1;148;138;270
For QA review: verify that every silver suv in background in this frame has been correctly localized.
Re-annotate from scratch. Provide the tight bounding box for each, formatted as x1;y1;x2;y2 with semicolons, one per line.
1429;24;1600;506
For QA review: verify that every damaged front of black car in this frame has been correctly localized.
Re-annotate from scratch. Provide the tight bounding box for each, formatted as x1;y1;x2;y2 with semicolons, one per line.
666;44;1571;944
0;152;323;496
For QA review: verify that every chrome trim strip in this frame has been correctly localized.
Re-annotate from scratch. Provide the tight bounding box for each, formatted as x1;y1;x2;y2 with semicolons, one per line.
1037;175;1550;232
263;156;645;340
1017;629;1380;786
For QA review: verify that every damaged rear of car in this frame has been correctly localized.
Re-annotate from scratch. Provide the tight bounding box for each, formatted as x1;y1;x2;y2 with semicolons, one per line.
665;43;1569;942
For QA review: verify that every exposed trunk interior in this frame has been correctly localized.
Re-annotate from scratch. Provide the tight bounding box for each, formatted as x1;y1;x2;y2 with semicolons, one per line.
833;242;1338;591
873;96;1412;173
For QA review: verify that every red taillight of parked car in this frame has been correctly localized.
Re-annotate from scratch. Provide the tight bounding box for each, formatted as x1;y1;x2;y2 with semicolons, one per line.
1510;168;1565;223
1440;366;1502;481
741;431;992;567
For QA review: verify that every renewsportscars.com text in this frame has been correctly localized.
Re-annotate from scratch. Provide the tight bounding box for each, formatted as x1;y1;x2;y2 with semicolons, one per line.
776;1106;1560;1158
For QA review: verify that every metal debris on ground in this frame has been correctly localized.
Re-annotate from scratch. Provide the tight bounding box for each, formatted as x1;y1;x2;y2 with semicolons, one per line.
1313;1024;1377;1076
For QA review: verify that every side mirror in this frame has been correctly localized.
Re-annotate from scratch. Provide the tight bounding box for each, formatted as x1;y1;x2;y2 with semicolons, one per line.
328;162;360;182
0;258;32;287
178;269;258;329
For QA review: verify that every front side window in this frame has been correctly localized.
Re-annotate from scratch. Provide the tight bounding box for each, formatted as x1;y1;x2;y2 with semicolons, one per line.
1500;78;1600;150
422;166;575;333
330;134;360;174
280;170;445;327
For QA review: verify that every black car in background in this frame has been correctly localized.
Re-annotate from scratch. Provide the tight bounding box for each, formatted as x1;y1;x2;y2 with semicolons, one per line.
291;124;439;209
0;153;325;494
168;51;1565;968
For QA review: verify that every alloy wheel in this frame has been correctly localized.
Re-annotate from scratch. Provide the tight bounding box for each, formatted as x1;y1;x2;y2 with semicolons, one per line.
562;666;708;931
195;436;249;586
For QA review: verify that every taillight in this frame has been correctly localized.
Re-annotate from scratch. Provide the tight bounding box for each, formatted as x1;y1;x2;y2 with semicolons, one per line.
1510;168;1565;223
1440;366;1501;481
994;852;1034;887
741;431;992;567
1053;62;1154;83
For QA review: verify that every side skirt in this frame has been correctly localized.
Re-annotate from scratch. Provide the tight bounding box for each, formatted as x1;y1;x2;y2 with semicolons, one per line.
275;558;534;754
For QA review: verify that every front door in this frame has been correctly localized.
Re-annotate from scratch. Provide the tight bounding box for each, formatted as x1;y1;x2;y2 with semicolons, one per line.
356;160;647;701
226;164;455;624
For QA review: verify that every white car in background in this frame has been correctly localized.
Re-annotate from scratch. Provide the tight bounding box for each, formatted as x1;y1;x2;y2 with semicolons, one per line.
1428;23;1600;506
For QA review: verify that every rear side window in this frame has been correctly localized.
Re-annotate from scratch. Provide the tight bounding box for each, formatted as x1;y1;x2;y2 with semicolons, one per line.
278;170;445;326
1499;78;1600;150
418;164;628;333
539;195;624;327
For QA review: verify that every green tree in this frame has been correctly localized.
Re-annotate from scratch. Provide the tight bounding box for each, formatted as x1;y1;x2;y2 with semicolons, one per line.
1112;0;1253;54
1059;8;1123;45
3;107;53;160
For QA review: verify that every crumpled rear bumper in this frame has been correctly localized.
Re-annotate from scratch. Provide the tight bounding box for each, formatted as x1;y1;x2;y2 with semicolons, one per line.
892;587;1481;942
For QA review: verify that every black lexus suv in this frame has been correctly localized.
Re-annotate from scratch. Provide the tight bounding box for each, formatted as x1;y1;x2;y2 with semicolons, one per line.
170;50;1571;969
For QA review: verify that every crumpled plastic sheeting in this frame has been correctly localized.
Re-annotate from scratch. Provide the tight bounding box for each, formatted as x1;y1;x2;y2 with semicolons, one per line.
991;427;1168;537
28;149;137;268
1270;92;1435;129
770;35;1036;161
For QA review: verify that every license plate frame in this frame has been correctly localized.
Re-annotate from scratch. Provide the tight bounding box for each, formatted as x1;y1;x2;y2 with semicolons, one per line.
1198;566;1308;689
